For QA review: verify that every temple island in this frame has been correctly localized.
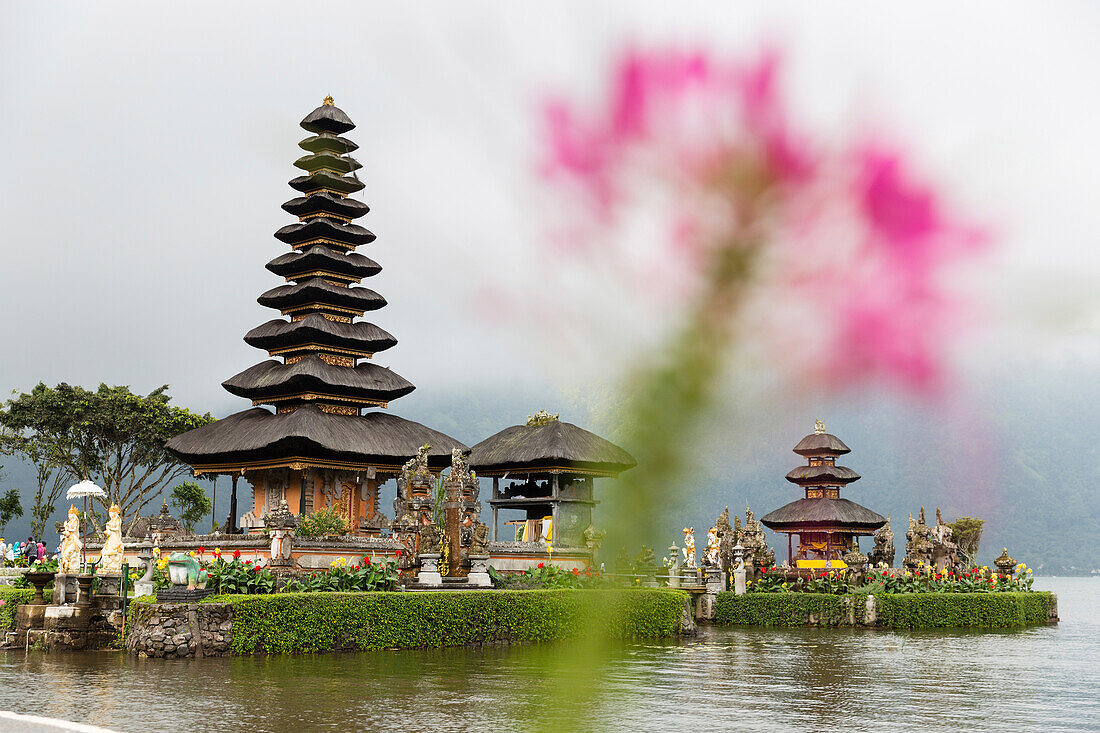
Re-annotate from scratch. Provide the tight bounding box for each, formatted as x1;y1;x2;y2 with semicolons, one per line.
0;98;1054;657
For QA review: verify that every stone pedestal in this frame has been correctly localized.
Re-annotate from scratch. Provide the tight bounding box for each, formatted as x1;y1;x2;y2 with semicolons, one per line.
733;568;747;595
706;567;724;594
135;545;155;597
52;574;79;605
466;555;491;587
418;554;443;586
75;575;94;608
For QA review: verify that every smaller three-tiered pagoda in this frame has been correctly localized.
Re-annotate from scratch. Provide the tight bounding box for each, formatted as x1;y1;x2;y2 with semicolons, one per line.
760;420;886;568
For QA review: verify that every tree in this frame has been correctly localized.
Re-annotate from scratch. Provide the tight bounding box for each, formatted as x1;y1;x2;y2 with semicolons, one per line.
948;516;985;567
0;427;74;542
0;487;22;538
171;481;212;534
0;383;213;524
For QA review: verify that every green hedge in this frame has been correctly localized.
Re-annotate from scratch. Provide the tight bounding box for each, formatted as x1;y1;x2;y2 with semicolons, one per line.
0;586;35;631
217;589;687;655
874;592;1054;628
715;592;859;627
714;591;1054;629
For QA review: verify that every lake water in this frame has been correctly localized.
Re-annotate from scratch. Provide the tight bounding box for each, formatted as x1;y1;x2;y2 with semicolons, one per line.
0;577;1096;732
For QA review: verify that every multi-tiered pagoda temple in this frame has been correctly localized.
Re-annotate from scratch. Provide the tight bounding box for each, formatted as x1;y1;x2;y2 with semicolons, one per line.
760;420;886;568
167;97;466;535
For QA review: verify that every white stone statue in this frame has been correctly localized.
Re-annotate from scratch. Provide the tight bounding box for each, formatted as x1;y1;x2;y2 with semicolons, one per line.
98;503;125;573
705;525;720;567
682;527;697;569
60;505;83;574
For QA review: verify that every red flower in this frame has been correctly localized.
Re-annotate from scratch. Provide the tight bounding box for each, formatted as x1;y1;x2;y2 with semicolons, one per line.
365;558;371;566
233;549;241;560
245;559;252;565
352;565;360;571
537;563;545;569
572;568;580;575
198;546;205;554
395;550;403;557
254;565;261;573
585;569;593;577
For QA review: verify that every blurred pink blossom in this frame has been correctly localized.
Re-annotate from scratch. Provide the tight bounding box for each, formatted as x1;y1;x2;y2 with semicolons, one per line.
540;47;988;394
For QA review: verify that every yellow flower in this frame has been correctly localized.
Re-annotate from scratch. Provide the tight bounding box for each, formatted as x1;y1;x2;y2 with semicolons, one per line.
152;547;160;556
1027;568;1033;574
189;551;196;557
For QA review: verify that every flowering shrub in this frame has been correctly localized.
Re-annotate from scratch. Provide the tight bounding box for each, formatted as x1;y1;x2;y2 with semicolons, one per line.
489;564;614;590
203;556;276;595
866;563;1035;594
749;563;1036;594
281;556;399;593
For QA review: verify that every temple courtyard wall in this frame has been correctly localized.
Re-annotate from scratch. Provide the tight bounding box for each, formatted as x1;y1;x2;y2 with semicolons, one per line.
124;589;693;658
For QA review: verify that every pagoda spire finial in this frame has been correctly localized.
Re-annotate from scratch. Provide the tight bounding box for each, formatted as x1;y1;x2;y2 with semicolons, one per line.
322;95;335;106
814;418;826;434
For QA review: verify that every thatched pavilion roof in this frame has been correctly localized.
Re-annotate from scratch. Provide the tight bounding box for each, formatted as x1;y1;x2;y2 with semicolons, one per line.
166;405;466;473
785;464;861;484
760;498;885;535
468;418;636;477
792;432;851;456
222;355;414;405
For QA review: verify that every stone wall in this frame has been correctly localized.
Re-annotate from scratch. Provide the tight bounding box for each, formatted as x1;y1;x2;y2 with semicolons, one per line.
125;602;233;658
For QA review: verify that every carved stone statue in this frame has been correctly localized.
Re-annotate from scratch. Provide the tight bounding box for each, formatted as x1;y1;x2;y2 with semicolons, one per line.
868;515;896;568
469;522;490;556
98;503;125;573
418;523;444;555
167;551;208;590
903;508;934;571
682;527;696;569
583;523;606;562
929;507;958;570
704;525;720;567
740;505;775;569
60;505;82;574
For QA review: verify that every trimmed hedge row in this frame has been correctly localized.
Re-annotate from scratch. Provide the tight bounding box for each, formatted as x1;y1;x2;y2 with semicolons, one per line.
874;592;1053;628
715;592;861;627
193;588;688;655
714;592;1054;629
0;587;34;631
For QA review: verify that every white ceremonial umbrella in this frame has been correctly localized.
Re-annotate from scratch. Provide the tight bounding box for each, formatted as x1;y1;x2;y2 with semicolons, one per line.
67;480;107;573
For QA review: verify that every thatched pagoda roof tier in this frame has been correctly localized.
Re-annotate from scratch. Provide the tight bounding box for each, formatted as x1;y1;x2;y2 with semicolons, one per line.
274;218;376;249
293;151;362;176
281;193;369;221
245;315;397;356
300;101;355;135
760;498;885;534
266;246;380;281
793;432;851;456
785;464;861;484
166;406;467;473
298;133;358;155
222;356;414;405
257;278;385;314
468;418;636;477
289;171;364;196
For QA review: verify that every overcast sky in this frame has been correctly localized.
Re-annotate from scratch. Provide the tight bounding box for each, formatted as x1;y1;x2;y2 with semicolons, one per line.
1;1;1098;421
